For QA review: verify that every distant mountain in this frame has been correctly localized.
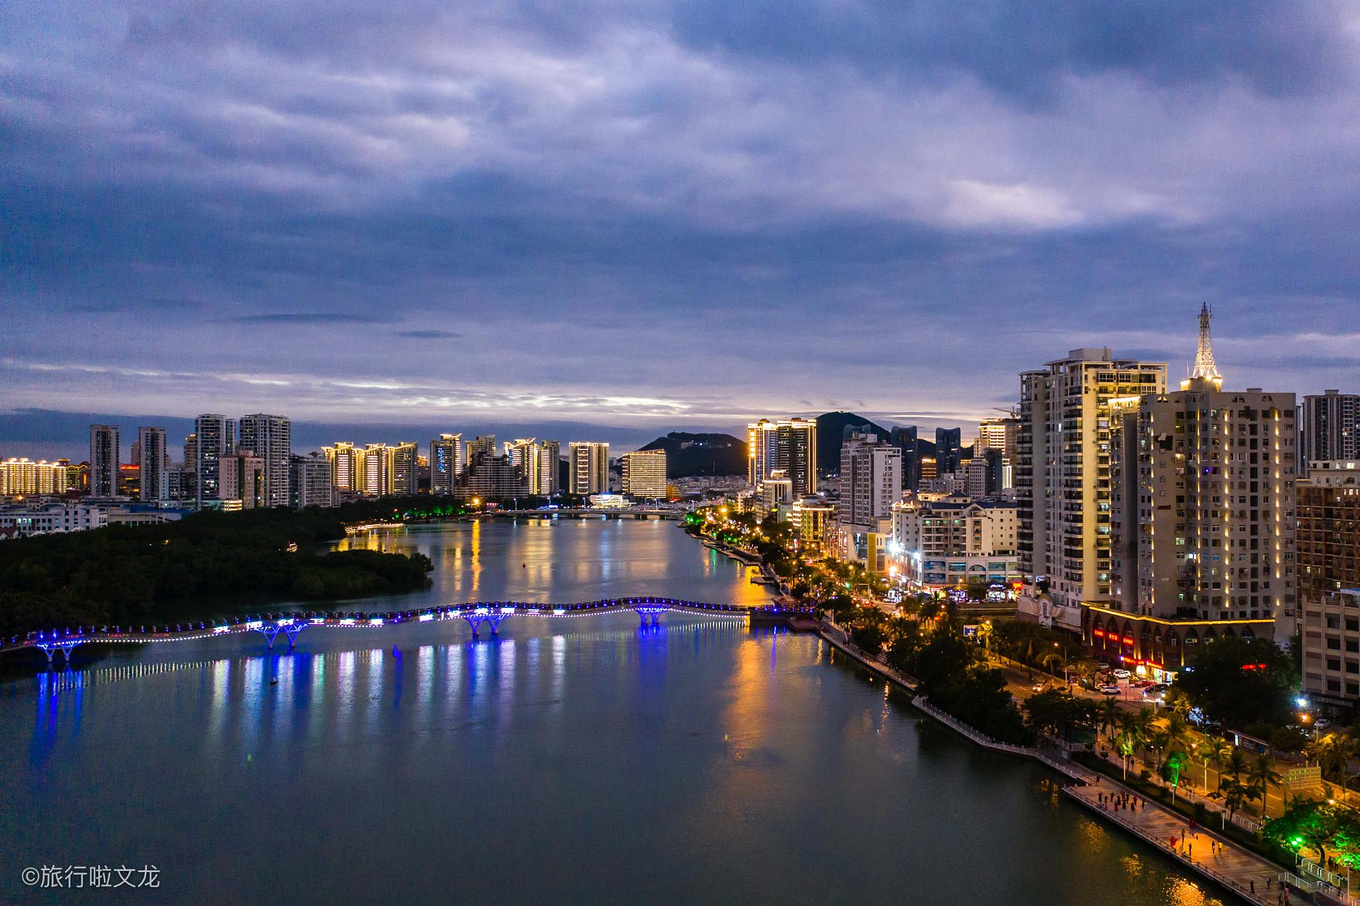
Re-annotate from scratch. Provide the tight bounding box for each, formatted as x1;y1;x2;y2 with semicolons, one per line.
638;432;747;477
813;411;890;473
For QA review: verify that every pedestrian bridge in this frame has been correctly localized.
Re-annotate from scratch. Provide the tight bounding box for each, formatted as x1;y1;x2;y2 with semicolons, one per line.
6;598;813;669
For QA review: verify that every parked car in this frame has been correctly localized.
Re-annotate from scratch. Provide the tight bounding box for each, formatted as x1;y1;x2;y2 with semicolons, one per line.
1099;685;1121;695
1111;669;1132;680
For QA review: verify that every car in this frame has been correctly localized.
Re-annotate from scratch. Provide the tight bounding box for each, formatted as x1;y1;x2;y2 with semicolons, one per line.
1099;685;1121;695
1111;669;1132;680
1032;683;1048;693
1129;679;1153;688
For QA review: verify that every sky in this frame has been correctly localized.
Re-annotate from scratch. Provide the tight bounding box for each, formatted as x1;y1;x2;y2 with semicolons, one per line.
4;1;1360;459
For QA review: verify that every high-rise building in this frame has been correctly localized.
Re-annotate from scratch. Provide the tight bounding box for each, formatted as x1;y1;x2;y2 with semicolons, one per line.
362;443;392;496
1087;307;1296;674
504;439;542;493
569;442;610;496
1299;461;1360;708
89;425;120;497
889;426;921;492
193;415;236;509
220;453;266;508
935;427;962;476
137;427;169;503
430;434;463;495
324;442;363;494
466;435;497;465
838;433;901;527
290;454;336;508
537;441;561;497
747;418;817;496
457;454;524;501
1302;390;1360;475
621;450;668;499
978;415;1019;490
0;459;69;496
1298;461;1360;600
390;442;419;495
238;414;291;507
1017;347;1167;631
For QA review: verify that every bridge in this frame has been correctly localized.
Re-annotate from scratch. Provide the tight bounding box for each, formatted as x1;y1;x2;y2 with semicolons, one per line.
3;598;814;670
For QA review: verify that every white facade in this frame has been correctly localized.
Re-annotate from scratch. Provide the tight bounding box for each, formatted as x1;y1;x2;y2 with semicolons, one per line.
569;442;610;496
838;433;901;527
890;499;1019;590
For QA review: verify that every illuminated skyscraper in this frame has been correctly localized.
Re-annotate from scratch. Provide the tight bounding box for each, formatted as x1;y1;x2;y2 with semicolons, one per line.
621;450;667;499
1017;349;1166;625
747;418;816;496
430;434;464;495
390;442;419;495
569;442;610;496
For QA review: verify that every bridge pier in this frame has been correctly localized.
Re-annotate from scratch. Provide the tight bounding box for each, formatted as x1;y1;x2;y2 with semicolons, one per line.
463;614;487;637
486;614;509;635
35;640;81;671
634;607;666;627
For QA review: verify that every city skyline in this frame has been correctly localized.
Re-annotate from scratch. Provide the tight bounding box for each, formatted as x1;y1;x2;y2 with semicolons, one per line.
4;4;1360;438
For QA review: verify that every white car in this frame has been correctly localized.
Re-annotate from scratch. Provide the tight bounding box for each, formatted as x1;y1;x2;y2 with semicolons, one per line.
1111;669;1132;680
1099;685;1121;695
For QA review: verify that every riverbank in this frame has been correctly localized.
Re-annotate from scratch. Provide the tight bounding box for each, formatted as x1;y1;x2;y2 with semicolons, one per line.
815;617;1292;905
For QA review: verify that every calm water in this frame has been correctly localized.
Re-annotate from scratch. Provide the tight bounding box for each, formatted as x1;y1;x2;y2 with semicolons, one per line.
1;520;1224;904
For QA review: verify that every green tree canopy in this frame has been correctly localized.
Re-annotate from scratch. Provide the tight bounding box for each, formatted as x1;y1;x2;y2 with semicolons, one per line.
1172;636;1298;728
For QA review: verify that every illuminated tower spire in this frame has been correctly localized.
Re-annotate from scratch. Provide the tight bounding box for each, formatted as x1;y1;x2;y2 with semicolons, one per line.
1190;302;1222;388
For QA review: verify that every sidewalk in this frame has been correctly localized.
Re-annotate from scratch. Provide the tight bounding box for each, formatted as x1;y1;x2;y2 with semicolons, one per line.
1068;779;1288;904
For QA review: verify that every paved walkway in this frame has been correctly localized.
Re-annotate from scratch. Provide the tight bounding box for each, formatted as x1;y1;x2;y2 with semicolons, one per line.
1068;780;1293;904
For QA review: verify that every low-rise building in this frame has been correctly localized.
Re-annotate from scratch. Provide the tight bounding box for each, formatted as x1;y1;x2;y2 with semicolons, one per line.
889;497;1020;592
0;502;186;538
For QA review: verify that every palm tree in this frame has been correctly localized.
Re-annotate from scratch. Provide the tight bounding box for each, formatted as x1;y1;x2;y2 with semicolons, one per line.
1160;712;1193;754
1248;754;1283;819
1038;649;1067;686
1199;734;1231;793
1307;733;1359;783
1098;698;1122;742
1115;712;1149;779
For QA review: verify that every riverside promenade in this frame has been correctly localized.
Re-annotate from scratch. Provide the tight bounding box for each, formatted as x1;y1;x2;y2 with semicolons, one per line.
814;617;1297;905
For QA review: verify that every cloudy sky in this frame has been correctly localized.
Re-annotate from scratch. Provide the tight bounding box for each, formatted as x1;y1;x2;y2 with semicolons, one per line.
3;1;1360;457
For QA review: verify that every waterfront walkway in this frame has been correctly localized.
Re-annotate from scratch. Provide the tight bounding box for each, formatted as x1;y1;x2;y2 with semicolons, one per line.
813;618;1307;905
1067;781;1293;905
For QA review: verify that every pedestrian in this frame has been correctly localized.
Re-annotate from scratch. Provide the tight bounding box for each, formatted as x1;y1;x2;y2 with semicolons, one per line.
1249;879;1254;894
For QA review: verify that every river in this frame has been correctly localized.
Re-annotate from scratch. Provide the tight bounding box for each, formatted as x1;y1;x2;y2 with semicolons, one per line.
0;519;1224;904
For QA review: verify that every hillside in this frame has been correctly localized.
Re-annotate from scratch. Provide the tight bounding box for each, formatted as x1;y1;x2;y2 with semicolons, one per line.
813;411;890;474
638;432;746;477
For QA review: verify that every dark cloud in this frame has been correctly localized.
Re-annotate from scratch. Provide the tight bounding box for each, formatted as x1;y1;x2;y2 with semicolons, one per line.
229;313;383;325
0;0;1358;436
397;330;462;339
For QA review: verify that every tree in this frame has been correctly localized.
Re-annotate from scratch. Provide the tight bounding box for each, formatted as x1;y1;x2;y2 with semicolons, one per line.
1115;712;1149;779
1172;636;1298;728
1307;733;1359;782
1097;698;1123;743
1164;750;1190;800
1024;689;1096;742
1199;734;1231;793
1249;755;1283;819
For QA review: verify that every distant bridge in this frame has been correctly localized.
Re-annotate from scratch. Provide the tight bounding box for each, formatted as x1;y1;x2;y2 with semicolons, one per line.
4;598;814;669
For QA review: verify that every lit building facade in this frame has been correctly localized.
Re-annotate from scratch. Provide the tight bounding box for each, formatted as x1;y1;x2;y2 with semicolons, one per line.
391;442;419;495
747;418;817;496
1086;307;1296;675
890;498;1019;591
1299;462;1360;709
569;442;610;496
1017;348;1167;631
219;454;266;508
621;450;668;499
0;458;69;496
430;433;464;495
